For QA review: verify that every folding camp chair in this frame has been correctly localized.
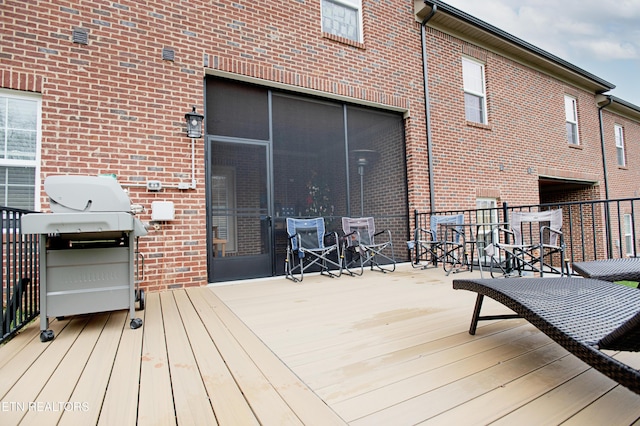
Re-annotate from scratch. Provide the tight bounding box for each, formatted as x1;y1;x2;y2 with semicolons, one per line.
285;217;342;282
408;214;469;274
485;209;568;278
341;217;395;275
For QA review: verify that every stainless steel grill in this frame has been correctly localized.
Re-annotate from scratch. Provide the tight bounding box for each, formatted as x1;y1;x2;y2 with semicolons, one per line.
22;175;148;342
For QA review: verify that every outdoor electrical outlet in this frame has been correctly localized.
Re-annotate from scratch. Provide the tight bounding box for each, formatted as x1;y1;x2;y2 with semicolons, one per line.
147;180;162;191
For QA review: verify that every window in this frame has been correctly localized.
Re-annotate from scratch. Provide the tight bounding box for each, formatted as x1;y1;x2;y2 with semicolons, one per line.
462;58;487;124
0;90;40;210
475;198;498;260
564;95;579;145
615;124;625;166
211;167;237;253
321;0;362;43
624;214;634;257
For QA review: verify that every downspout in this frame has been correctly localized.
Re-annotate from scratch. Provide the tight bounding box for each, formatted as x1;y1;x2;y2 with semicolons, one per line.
420;4;437;212
598;95;613;257
598;95;612;200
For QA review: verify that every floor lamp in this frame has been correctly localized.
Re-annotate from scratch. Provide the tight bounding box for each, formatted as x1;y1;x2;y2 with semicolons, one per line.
351;149;379;217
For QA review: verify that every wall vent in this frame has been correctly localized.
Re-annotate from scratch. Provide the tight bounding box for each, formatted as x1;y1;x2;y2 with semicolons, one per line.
162;48;175;61
72;28;89;45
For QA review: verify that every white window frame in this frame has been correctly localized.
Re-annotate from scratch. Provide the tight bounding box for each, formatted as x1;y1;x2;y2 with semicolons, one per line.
564;95;579;145
624;213;633;257
462;57;487;124
615;124;625;167
321;0;363;43
0;89;42;212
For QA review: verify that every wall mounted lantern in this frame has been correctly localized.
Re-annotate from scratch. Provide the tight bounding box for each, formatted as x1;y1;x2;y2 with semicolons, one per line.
184;106;204;138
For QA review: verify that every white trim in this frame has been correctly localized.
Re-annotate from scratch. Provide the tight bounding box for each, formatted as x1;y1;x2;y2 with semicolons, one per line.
0;89;42;211
615;124;625;167
321;0;363;43
624;213;633;257
564;95;579;145
462;57;487;124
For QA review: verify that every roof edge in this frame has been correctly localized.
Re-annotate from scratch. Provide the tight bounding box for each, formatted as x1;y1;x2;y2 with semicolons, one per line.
417;0;616;92
597;94;640;122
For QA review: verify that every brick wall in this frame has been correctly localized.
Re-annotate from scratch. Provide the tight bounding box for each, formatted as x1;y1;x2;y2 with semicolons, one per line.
603;110;640;199
3;1;640;288
1;1;426;289
422;26;613;209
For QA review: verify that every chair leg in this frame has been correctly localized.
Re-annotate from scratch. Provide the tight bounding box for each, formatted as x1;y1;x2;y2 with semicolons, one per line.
443;242;468;276
320;247;343;278
467;292;520;334
343;246;364;276
469;294;484;335
365;246;396;273
285;248;303;282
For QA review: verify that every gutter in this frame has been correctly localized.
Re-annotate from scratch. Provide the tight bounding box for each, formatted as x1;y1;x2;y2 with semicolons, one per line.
420;4;437;212
422;0;615;91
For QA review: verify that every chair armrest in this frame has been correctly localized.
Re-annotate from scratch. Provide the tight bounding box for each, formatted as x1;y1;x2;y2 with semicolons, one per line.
341;229;362;247
498;226;513;236
373;230;386;237
414;227;435;242
540;226;564;248
541;225;563;237
323;231;340;247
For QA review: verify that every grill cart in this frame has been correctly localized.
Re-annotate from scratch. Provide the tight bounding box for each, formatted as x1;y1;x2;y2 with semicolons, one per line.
22;175;148;342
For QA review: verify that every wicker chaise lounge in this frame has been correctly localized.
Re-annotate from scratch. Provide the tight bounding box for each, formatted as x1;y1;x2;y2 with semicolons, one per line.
453;277;640;394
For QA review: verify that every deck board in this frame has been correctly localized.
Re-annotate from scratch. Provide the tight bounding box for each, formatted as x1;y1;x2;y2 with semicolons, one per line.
175;290;259;426
189;287;304;425
98;307;144;426
58;311;128;426
195;287;345;426
21;314;110;426
0;264;639;424
136;291;174;426
0;318;68;399
162;291;218;425
2;317;90;425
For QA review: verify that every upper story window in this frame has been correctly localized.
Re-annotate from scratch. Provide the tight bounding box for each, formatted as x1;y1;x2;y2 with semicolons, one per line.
321;0;362;43
615;124;626;167
0;90;41;210
564;95;579;145
462;57;487;124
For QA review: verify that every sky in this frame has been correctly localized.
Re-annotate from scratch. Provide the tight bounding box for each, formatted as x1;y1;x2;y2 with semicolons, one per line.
440;0;640;107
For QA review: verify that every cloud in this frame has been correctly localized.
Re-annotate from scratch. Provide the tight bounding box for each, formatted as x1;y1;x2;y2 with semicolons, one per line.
441;0;640;105
571;39;638;60
442;0;640;61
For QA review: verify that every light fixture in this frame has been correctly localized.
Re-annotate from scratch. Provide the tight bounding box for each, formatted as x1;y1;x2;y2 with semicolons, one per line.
184;106;204;139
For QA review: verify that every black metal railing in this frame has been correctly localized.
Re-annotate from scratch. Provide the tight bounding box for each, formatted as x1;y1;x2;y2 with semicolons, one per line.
414;197;640;272
4;198;639;342
1;207;39;344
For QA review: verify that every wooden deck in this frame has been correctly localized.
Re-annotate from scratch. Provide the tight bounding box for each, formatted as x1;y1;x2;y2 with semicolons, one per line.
1;264;640;425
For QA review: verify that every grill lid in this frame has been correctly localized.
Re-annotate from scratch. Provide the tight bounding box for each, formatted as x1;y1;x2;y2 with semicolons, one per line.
45;175;132;213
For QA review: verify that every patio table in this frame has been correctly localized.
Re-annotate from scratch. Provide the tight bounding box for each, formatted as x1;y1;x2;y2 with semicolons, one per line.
572;258;640;283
